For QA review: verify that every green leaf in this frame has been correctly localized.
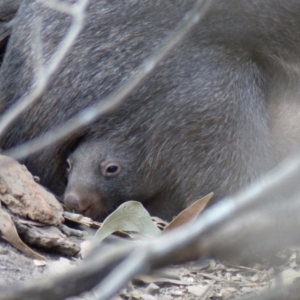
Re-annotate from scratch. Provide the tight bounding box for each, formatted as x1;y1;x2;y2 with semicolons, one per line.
94;201;161;243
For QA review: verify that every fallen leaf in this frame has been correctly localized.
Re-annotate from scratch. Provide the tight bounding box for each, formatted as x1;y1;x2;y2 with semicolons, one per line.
94;201;161;242
187;284;213;297
271;269;300;287
145;282;160;295
135;274;193;286
164;192;213;232
34;259;47;267
63;211;101;228
171;291;183;296
0;208;45;260
151;217;169;230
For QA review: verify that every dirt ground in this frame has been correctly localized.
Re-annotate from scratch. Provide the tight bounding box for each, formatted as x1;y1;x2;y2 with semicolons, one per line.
1;231;298;300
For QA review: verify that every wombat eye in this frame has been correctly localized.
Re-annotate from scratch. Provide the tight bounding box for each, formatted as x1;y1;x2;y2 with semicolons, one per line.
107;165;118;173
101;162;122;177
66;158;72;172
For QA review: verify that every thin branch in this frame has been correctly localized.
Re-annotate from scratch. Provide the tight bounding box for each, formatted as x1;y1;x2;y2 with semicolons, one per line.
3;0;213;161
93;248;149;300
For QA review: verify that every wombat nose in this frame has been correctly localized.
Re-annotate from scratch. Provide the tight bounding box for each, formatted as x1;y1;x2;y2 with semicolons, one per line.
64;193;84;213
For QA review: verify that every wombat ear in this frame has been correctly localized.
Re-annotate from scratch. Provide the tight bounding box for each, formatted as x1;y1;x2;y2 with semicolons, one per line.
66;158;73;173
100;161;122;177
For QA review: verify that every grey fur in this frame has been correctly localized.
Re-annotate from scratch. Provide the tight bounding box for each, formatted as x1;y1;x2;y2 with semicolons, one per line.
1;0;300;220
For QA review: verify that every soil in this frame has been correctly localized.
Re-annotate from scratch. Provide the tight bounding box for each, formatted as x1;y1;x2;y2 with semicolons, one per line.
1;229;298;300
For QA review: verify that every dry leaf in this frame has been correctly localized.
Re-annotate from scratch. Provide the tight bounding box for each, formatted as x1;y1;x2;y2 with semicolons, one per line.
34;259;47;267
145;282;160;295
271;269;300;287
63;211;100;228
135;274;193;286
94;201;161;242
187;284;212;297
0;208;45;260
164;192;213;232
151;217;169;230
140;294;157;300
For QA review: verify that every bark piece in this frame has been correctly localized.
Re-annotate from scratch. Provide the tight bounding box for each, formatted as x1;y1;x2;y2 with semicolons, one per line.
14;217;80;256
0;155;63;226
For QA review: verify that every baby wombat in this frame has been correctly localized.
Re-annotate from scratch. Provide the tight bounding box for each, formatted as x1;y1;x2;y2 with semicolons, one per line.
2;0;300;221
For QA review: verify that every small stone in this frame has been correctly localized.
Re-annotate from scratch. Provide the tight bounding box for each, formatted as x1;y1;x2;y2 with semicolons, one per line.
0;246;8;254
141;294;157;300
145;283;160;295
170;290;183;296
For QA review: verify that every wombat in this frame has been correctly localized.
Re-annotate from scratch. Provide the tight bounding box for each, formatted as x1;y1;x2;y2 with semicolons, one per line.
2;0;300;221
0;0;198;197
0;0;20;66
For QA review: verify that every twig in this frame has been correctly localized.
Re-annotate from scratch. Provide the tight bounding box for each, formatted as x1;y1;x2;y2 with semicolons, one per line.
92;248;150;300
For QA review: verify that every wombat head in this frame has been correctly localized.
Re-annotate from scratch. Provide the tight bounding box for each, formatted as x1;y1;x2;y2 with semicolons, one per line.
63;138;159;221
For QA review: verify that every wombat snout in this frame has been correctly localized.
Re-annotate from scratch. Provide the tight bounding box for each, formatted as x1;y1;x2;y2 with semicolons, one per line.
64;190;108;220
64;193;88;215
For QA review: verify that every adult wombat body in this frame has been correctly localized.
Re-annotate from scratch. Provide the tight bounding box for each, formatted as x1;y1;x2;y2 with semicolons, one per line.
1;0;300;220
0;0;197;195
